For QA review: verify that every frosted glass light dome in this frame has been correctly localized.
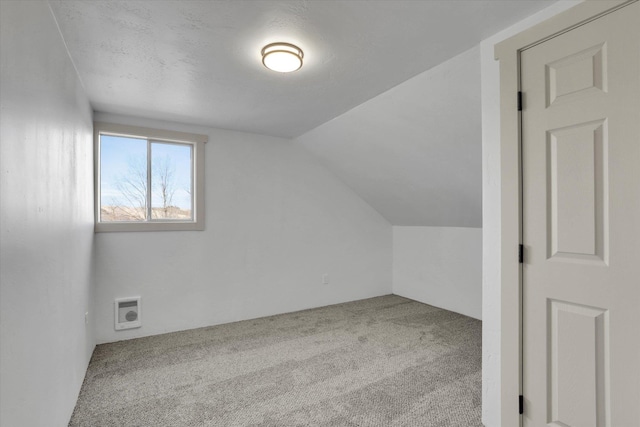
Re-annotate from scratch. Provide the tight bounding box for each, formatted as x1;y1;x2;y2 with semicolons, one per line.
261;43;303;73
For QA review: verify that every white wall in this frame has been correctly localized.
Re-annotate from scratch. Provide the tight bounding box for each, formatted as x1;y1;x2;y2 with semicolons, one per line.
93;112;392;343
0;2;95;427
393;227;482;320
480;1;581;425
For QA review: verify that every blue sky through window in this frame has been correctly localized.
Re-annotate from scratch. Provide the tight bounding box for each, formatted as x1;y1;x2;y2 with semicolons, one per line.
100;135;193;221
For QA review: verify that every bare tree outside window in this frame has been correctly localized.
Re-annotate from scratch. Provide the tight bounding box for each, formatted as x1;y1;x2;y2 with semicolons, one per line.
110;156;148;221
151;142;192;220
152;154;177;219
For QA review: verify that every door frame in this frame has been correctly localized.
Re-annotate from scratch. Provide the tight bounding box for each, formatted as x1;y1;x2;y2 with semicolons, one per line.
494;1;634;425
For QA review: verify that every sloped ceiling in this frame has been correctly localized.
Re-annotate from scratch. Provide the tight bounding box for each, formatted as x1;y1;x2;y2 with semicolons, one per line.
296;47;482;227
49;0;557;226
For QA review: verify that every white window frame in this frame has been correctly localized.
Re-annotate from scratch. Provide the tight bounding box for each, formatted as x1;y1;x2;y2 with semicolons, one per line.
94;122;207;232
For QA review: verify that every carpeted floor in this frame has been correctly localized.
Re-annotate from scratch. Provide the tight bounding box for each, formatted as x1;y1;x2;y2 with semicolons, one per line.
69;295;482;427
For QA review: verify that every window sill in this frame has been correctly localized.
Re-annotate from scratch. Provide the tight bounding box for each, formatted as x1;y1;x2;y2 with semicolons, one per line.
95;221;204;233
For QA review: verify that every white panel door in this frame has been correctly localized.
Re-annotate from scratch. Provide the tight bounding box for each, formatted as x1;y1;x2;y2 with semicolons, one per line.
521;2;639;426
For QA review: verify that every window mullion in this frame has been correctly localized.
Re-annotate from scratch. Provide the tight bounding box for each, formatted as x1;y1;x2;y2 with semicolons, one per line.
190;145;195;221
146;139;152;221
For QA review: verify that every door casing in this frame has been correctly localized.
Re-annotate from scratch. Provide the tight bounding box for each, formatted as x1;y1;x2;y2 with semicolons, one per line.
494;1;635;425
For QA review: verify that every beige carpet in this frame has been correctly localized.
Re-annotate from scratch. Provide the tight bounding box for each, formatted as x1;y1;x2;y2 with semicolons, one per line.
69;295;482;426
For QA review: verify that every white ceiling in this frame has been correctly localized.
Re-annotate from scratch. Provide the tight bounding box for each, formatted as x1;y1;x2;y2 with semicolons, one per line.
50;0;554;138
50;0;557;226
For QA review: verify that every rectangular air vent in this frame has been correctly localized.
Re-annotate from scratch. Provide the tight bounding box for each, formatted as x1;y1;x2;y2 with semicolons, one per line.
115;297;141;330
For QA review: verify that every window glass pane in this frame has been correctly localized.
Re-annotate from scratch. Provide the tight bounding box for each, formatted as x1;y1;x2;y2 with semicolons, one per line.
100;134;148;222
150;142;193;220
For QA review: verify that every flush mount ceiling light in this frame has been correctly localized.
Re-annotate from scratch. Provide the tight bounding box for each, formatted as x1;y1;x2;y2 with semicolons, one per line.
261;42;304;73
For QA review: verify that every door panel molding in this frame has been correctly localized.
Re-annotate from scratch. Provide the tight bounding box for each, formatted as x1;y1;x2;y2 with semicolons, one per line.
546;118;608;265
548;299;610;427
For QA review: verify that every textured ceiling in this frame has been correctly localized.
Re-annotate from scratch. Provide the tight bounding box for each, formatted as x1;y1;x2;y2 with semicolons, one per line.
50;0;554;138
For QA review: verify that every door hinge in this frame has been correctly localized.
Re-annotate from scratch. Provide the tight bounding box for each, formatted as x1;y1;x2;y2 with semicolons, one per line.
519;244;524;264
517;91;523;111
519;395;524;415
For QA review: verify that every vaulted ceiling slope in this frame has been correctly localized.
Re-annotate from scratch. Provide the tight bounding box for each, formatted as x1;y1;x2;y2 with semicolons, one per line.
296;47;482;227
49;0;554;138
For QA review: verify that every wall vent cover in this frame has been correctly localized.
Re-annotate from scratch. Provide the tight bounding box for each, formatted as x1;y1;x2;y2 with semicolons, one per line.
115;297;141;330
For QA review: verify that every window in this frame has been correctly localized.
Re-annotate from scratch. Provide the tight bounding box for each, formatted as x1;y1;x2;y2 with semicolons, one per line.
94;122;207;232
